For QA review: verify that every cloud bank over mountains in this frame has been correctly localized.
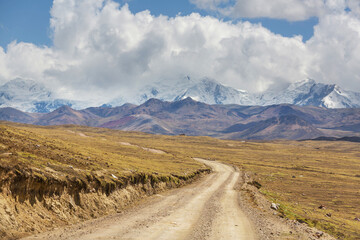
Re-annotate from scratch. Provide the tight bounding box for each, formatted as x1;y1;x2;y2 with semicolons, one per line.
0;0;359;103
191;0;360;20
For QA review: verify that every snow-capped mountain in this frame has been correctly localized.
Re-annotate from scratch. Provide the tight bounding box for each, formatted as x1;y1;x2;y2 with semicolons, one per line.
119;76;254;106
126;77;360;108
1;77;360;113
138;76;197;103
109;76;196;106
259;79;360;108
0;78;77;113
173;78;255;105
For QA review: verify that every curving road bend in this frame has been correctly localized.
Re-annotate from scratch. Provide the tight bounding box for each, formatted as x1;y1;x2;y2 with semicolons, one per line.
25;158;256;240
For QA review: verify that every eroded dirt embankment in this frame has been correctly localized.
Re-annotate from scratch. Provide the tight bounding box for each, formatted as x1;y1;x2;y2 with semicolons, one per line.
23;158;256;240
0;164;210;239
24;159;336;240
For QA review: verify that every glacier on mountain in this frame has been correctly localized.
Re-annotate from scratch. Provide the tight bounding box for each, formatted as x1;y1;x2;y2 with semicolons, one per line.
129;77;360;108
258;79;360;108
0;79;81;113
1;77;360;113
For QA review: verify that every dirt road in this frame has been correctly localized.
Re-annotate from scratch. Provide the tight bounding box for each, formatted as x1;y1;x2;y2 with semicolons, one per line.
24;158;256;240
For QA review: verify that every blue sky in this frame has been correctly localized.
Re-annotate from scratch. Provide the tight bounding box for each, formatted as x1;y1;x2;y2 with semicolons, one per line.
0;0;53;47
0;0;318;48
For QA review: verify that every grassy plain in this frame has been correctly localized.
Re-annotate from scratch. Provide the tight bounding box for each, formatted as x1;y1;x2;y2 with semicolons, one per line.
120;132;360;239
0;123;206;186
1;122;359;239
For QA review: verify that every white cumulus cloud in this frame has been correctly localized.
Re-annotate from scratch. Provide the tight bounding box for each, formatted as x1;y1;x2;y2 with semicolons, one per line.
0;0;359;104
190;0;355;20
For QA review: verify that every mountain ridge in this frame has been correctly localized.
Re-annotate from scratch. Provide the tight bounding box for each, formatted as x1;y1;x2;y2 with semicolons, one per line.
1;98;360;140
0;78;76;113
1;78;360;113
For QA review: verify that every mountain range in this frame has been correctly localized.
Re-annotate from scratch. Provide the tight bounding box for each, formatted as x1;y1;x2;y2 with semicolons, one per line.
0;78;77;113
1;78;359;140
120;77;360;108
1;97;360;140
1;77;360;113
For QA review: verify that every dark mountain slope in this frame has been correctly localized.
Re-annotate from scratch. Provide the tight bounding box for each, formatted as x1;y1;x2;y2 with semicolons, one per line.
1;98;360;140
223;115;323;140
0;107;36;124
35;106;100;126
82;103;136;118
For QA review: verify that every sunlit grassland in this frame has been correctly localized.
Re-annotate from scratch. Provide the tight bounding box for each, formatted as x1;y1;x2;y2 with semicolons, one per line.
0;123;207;187
124;133;360;239
125;134;360;239
1;122;360;239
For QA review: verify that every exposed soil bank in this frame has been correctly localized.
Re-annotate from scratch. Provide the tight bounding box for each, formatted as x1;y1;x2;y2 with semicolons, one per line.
22;159;256;240
22;159;337;240
0;164;210;239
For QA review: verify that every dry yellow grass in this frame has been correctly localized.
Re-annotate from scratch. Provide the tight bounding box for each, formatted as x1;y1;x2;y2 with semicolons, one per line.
1;122;359;239
0;123;206;182
0;123;211;239
120;134;360;239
